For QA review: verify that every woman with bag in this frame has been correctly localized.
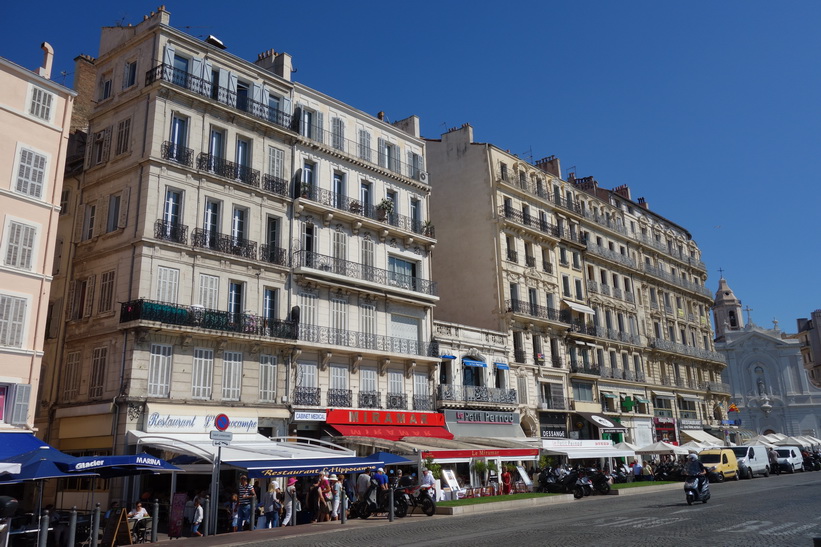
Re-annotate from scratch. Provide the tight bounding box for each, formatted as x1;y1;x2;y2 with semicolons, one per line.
260;480;281;528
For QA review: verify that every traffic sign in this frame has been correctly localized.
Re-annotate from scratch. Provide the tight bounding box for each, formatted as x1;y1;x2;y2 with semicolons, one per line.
210;430;233;442
212;440;230;447
214;413;230;431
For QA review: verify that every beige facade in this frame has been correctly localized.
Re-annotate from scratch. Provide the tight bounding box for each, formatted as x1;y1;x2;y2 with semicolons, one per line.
426;124;728;446
0;48;75;430
37;7;436;507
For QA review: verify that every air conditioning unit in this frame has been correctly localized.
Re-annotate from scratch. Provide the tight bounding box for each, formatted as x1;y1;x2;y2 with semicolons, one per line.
419;171;429;183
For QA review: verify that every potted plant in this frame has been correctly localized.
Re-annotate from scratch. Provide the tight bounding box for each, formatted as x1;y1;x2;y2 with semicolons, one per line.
376;198;394;220
472;459;488;486
300;182;313;198
422;219;434;237
349;201;363;214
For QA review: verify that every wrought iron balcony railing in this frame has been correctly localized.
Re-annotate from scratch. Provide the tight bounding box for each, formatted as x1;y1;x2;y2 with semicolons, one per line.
192;229;258;260
386;393;408;410
505;299;565;323
570;361;601;375
292;250;437;296
327;388;352;408
297;323;435;357
119;299;297;339
294;386;321;406
649;338;726;363
297;187;433;237
146;64;292;130
259;245;289;267
359;391;381;409
513;349;527;363
643;263;713;298
154;219;188;244
262;174;290;198
161;141;194;167
197;153;260;188
499;205;560;238
506;249;518;263
539;396;569;410
413;395;434;411
437;384;517;405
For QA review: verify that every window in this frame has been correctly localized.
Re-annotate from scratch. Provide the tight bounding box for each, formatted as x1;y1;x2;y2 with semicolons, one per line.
267;146;284;181
63;351;81;401
330;364;348;392
575;278;583;300
562;275;571;297
236;136;251;173
332;172;346;209
98;270;115;313
208;127;225;162
378;138;400;172
388;256;416;289
228;282;243;321
221;351;243;400
0;294;27;347
231;207;247;243
414;372;429;397
360;300;376;348
331;297;348;335
332;117;345;151
148;344;172;397
358;129;372;161
572;251;581;269
500;162;509;181
298;361;318;388
360;181;371;208
332;229;347;265
361;367;377;392
572;382;594;402
89;346;107;398
263;288;277;322
123;60;137;88
300;108;323;142
155;266;179;303
115;119;131;155
259;354;277;402
388;370;403;394
203;199;220;247
162;189;182;237
90;128;111;166
15;147;47;199
198;274;219;309
192;348;214;399
5;384;31;426
302;161;315;187
106;194;121;233
69;275;95;320
81;204;96;241
299;292;318;326
60;190;70;215
99;73;112;100
29;86;53;121
4;220;36;270
168;115;188;162
408;152;422;180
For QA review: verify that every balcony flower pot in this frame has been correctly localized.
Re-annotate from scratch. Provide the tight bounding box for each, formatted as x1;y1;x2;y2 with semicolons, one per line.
376;198;394;221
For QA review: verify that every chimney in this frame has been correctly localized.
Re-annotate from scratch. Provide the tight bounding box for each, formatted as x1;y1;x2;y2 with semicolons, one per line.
535;155;561;177
71;54;97;133
638;197;649;209
37;42;54;79
377;111;385;121
273;52;292;82
613;184;631;200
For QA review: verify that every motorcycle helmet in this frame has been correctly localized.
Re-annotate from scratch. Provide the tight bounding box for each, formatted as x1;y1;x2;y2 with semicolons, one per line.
688;454;697;461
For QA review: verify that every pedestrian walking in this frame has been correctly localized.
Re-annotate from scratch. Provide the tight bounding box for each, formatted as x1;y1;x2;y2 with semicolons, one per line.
191;499;203;537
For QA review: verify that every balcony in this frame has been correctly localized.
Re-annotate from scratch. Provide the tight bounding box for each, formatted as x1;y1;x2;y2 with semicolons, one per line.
294;387;321;406
119;299;297;339
298;187;433;238
327;388;352;408
539;396;569;410
643;263;713;298
386;393;408;410
525;255;536;267
259;245;289;267
499;205;560;238
505;299;565;324
586;242;637;269
648;338;726;363
197;153;260;188
437;384;517;407
154;219;188;245
542;261;553;274
192;229;258;260
292;250;437;296
297;324;435;357
513;349;527;363
161;141;194;167
506;249;518;263
570;361;601;376
413;395;434;411
702;381;731;394
565;318;597;336
635;232;707;272
146;64;292;131
295;122;428;183
594;326;642;345
359;391;381;409
262;174;290;198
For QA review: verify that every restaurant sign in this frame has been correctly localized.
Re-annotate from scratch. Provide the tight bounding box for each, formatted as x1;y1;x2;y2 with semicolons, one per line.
443;409;517;425
325;409;445;426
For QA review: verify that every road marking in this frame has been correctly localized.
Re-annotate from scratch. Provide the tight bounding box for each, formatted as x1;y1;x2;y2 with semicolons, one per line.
595;517;689;529
724;521;773;533
763;523;819;536
671;504;722;514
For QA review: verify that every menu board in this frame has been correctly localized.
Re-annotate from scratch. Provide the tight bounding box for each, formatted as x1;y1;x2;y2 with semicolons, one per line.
167;492;187;538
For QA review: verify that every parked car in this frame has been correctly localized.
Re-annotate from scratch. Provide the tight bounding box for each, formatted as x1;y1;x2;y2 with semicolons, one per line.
775;446;804;473
699;448;740;481
730;445;770;478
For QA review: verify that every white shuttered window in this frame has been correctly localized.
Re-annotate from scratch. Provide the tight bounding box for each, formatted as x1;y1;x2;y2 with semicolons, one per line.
192;348;214;399
148;344;173;397
222;351;243;400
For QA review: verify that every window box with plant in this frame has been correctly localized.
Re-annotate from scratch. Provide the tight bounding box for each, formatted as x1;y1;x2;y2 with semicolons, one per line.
376;197;394;220
300;182;314;199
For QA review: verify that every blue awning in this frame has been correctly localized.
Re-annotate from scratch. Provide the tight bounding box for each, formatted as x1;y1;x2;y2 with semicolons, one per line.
59;453;181;477
495;362;510;370
366;452;413;465
236;456;383;479
463;359;486;368
0;446;96;483
440;355;456;360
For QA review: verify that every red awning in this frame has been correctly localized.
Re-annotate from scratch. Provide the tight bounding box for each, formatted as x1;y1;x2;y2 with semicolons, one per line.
329;424;454;441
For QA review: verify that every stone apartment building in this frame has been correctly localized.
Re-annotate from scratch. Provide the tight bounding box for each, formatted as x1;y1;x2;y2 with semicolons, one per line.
795;309;821;389
426;124;729;449
36;6;437;506
0;46;75;431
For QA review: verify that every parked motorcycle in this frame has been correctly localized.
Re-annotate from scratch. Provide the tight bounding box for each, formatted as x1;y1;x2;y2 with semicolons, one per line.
395;484;436;516
351;482;408;519
537;466;585;499
586;468;612;495
684;474;710;505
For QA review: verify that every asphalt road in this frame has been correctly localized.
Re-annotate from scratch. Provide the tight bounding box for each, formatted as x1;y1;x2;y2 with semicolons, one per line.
254;471;821;547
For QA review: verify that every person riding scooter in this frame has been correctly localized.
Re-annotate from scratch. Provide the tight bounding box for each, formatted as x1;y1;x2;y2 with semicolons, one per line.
684;453;707;489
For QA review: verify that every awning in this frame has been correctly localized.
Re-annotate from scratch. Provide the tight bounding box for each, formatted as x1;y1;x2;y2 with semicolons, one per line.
600;393;617;399
680;429;725;445
420;448;539;462
0;463;21;475
635;397;650;404
563;300;596;315
59;453;182;477
0;432;51;460
0;446;96;483
463;359;486;367
440;355;456;359
542;445;635;459
328;424;453;441
678;394;702;402
240;456;382;479
574;413;626;434
651;390;675;398
494;362;510;370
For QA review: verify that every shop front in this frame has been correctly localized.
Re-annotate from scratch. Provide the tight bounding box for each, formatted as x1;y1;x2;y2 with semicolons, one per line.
653;417;678;444
679;419;725;446
443;409;528;440
538;412;568;440
570;412;627;441
324;409;453;441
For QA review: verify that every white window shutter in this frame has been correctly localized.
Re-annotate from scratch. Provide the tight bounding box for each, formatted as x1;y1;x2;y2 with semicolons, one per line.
10;384;31;425
378;138;386;168
84;274;96;317
282;97;291;116
66;280;76;319
118;187;130;228
315;111;325;144
163;44;175;67
102;127;112;162
202;60;213;96
191;57;203;82
226;72;238;107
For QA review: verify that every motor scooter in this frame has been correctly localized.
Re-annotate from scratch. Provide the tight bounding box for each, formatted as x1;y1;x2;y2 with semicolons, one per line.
586;468;611;494
684;473;710;505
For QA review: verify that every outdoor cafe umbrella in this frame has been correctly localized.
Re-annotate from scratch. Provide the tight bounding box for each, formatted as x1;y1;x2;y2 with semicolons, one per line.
366;452;413;466
58;452;182;478
635;441;690;456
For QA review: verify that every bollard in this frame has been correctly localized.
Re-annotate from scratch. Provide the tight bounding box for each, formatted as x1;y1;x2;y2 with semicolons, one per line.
340;494;347;525
37;511;49;547
203;496;210;537
152;499;159;543
289;490;296;527
388;487;394;522
91;503;100;547
67;506;77;547
250;491;256;530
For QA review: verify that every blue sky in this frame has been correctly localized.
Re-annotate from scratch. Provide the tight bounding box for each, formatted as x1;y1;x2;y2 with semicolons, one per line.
3;1;818;332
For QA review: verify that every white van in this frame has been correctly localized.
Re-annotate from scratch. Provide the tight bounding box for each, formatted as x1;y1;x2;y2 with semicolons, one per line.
775;446;804;473
730;445;770;478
